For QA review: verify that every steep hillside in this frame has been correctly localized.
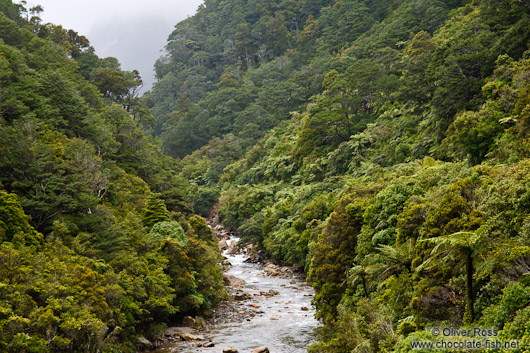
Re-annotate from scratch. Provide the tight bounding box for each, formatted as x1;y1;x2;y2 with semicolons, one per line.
147;0;469;158
0;2;224;352
152;0;530;351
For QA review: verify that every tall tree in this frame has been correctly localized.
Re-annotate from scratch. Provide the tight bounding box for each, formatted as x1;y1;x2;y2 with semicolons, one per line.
419;230;487;323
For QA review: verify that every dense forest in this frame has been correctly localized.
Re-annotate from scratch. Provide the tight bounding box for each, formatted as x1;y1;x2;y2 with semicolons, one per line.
146;0;530;351
2;0;530;351
0;1;225;352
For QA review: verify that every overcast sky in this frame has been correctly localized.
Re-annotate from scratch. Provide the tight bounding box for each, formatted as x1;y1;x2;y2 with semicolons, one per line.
23;0;204;91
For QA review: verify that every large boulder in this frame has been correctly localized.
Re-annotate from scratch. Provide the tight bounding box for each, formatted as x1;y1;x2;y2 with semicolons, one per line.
134;336;152;350
181;315;196;327
264;263;280;276
180;332;205;341
243;252;262;263
219;239;228;251
252;347;270;353
226;241;239;255
223;275;246;286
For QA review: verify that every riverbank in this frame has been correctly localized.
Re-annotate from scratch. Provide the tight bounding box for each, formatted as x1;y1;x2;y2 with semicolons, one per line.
144;222;319;353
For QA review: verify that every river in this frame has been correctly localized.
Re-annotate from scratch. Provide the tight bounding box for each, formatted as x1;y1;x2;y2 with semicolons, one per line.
152;237;320;352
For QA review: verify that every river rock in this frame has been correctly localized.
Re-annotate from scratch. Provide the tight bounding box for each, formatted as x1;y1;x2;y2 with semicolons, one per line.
223;275;246;286
151;335;163;348
134;336;152;350
195;316;207;329
226;241;239;255
234;292;251;301
243;252;262;263
223;346;238;353
265;263;280;276
164;326;197;338
219;239;228;251
180;332;205;341
164;327;179;337
260;289;279;297
181;315;196;327
252;347;270;353
280;266;292;274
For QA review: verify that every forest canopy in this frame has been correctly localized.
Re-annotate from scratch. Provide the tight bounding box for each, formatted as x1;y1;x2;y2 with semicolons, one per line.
0;2;224;352
145;0;530;351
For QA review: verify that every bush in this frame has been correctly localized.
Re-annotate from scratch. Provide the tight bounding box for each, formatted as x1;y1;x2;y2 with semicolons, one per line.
149;221;187;246
480;281;529;330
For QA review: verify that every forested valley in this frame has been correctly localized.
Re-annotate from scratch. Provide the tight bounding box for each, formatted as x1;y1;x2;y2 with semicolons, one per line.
2;0;530;352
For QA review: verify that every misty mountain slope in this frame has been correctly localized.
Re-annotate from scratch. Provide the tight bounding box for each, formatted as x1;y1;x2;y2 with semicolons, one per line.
148;0;465;157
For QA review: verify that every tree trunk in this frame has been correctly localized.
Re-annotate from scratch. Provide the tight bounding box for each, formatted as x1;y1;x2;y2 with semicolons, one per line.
465;249;474;323
362;275;368;297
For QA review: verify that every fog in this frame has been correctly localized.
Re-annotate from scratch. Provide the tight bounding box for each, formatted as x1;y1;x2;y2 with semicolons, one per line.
24;0;204;91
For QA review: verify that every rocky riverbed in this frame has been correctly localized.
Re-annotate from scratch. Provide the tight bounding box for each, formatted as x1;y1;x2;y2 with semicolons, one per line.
145;224;320;353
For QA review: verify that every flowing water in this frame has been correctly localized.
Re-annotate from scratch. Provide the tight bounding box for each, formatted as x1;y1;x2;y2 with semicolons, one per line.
152;237;320;352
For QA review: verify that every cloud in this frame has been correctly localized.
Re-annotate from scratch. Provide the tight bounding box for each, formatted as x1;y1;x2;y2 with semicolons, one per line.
88;14;173;91
28;0;203;35
24;0;203;91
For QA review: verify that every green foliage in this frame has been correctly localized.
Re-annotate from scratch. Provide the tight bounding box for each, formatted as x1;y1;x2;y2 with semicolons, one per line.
141;194;170;229
309;194;367;323
0;4;225;352
218;185;274;229
421;179;482;240
0;189;42;248
184;236;226;311
394;330;435;353
91;67;127;99
191;187;219;217
0;12;29;46
481;282;529;330
158;0;530;351
188;215;217;247
148;221;187;247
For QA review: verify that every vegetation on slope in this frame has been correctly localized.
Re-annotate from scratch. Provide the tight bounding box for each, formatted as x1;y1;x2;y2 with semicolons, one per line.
149;0;530;351
147;0;468;158
0;2;225;352
3;0;530;351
